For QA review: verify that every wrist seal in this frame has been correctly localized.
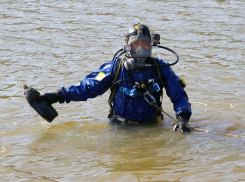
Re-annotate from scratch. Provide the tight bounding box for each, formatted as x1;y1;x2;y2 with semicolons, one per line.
56;89;64;103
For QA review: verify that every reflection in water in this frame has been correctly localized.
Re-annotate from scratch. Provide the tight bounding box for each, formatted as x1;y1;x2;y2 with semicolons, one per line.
1;0;245;181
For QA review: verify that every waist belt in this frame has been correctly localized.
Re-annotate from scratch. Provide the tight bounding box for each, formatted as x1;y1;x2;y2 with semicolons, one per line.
111;114;159;125
113;115;139;125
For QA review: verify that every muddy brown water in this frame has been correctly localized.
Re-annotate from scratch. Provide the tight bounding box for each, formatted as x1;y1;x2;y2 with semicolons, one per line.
1;0;245;181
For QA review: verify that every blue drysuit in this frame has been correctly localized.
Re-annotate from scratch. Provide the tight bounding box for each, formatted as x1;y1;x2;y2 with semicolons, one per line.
60;57;192;122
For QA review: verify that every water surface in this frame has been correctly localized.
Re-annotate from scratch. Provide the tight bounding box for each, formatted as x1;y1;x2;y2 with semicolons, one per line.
1;0;245;181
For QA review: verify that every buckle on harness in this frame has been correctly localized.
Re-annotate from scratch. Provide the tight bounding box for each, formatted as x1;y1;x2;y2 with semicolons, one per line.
129;88;137;97
153;83;160;92
119;86;143;97
143;91;156;105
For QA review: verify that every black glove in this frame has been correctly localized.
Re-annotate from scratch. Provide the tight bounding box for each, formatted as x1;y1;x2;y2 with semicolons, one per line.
173;115;190;133
43;89;64;105
24;85;59;122
31;95;58;122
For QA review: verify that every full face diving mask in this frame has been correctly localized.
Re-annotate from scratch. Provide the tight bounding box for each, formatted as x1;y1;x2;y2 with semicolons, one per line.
127;24;152;63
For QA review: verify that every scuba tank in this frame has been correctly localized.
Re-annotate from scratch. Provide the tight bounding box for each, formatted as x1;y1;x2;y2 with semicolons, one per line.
24;85;58;122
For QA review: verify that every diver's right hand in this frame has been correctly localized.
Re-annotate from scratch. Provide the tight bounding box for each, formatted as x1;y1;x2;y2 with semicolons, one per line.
43;89;64;105
24;85;59;122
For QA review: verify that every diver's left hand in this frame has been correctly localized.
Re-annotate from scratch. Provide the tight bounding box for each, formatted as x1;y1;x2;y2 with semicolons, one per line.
173;115;190;133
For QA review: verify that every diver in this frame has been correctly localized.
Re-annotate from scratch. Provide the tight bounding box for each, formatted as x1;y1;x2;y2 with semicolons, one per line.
25;23;192;133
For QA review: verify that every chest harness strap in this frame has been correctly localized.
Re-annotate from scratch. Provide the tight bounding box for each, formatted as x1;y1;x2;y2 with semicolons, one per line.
108;57;164;119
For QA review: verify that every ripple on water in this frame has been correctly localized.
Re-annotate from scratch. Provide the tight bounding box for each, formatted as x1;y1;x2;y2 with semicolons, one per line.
1;0;245;181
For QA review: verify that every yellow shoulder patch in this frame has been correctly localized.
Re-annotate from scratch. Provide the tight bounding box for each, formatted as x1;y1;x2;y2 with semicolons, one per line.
95;72;105;81
135;25;143;30
181;78;187;87
179;78;187;87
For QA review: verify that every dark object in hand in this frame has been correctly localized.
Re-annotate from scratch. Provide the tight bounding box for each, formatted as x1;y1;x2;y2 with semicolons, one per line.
24;85;58;122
